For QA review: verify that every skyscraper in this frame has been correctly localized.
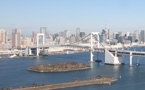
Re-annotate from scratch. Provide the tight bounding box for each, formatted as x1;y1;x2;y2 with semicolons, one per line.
118;36;124;43
100;29;107;43
63;30;70;42
32;32;36;43
76;28;80;42
132;30;139;42
40;27;47;34
32;32;36;39
126;32;130;37
140;30;145;43
40;27;48;38
0;29;8;44
12;29;21;48
70;34;76;43
108;29;112;39
80;32;86;38
64;30;70;38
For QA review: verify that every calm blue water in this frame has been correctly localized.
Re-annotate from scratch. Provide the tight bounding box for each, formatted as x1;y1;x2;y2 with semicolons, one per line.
1;47;145;90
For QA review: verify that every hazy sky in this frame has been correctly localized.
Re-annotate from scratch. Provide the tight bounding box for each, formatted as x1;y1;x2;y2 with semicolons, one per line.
0;0;145;36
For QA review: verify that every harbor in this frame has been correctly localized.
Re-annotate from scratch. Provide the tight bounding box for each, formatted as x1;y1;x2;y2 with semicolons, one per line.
0;48;145;90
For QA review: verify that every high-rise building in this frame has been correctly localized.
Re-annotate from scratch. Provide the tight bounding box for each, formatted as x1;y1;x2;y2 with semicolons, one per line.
76;28;80;42
118;32;122;36
118;36;124;43
59;32;64;37
40;27;47;34
128;36;133;43
70;34;76;43
32;32;36;39
40;27;47;44
40;27;48;38
0;29;8;50
113;32;118;38
100;29;107;43
80;32;86;38
21;37;34;48
108;29;112;39
12;29;21;48
126;32;130;37
59;37;65;45
32;32;36;44
63;30;70;42
0;29;8;44
140;30;145;43
132;30;139;42
115;34;120;39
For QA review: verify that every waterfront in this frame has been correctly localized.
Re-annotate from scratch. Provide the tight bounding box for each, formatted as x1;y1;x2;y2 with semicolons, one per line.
1;47;145;89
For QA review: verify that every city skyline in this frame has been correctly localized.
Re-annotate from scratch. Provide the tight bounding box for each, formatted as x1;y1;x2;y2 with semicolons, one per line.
1;0;145;35
1;1;145;89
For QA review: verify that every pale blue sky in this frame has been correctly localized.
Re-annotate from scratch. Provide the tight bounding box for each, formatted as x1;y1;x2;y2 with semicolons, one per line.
0;0;145;36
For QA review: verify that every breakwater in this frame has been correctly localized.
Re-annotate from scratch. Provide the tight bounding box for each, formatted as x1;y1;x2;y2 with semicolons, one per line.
13;76;117;90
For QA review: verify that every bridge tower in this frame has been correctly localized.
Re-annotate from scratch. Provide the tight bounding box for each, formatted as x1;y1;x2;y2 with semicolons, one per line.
36;33;45;56
90;32;99;63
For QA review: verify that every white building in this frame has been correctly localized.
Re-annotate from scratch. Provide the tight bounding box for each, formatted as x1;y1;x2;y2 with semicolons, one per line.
108;29;113;39
63;30;70;43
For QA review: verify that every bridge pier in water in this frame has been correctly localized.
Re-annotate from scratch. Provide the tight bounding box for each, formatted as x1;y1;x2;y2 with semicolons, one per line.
136;56;140;66
105;49;143;66
90;50;94;63
129;52;133;67
105;49;124;65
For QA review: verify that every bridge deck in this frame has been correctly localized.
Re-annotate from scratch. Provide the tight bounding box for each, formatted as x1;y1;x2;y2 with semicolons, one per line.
109;50;145;57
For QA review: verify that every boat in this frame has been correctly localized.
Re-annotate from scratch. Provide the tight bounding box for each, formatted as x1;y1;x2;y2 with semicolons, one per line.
66;51;75;55
9;54;17;58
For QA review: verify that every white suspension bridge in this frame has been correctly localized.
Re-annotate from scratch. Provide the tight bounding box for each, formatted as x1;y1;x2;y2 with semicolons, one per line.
1;32;145;66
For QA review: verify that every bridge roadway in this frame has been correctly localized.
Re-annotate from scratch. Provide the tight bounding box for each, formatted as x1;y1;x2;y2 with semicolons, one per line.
59;45;145;57
1;44;145;57
0;50;25;55
109;49;145;57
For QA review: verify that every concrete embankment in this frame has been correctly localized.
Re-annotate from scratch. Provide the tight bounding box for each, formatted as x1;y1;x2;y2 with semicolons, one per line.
13;78;117;90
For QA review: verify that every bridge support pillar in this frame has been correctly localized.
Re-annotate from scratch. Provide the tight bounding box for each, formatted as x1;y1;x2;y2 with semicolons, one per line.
105;49;124;65
136;56;140;66
129;52;132;67
90;32;94;63
90;51;94;63
115;50;117;57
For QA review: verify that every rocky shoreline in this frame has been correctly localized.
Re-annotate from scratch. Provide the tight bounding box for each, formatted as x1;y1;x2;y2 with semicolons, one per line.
28;61;90;72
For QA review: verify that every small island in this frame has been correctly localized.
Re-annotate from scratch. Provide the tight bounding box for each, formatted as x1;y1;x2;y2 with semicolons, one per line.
28;61;90;72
